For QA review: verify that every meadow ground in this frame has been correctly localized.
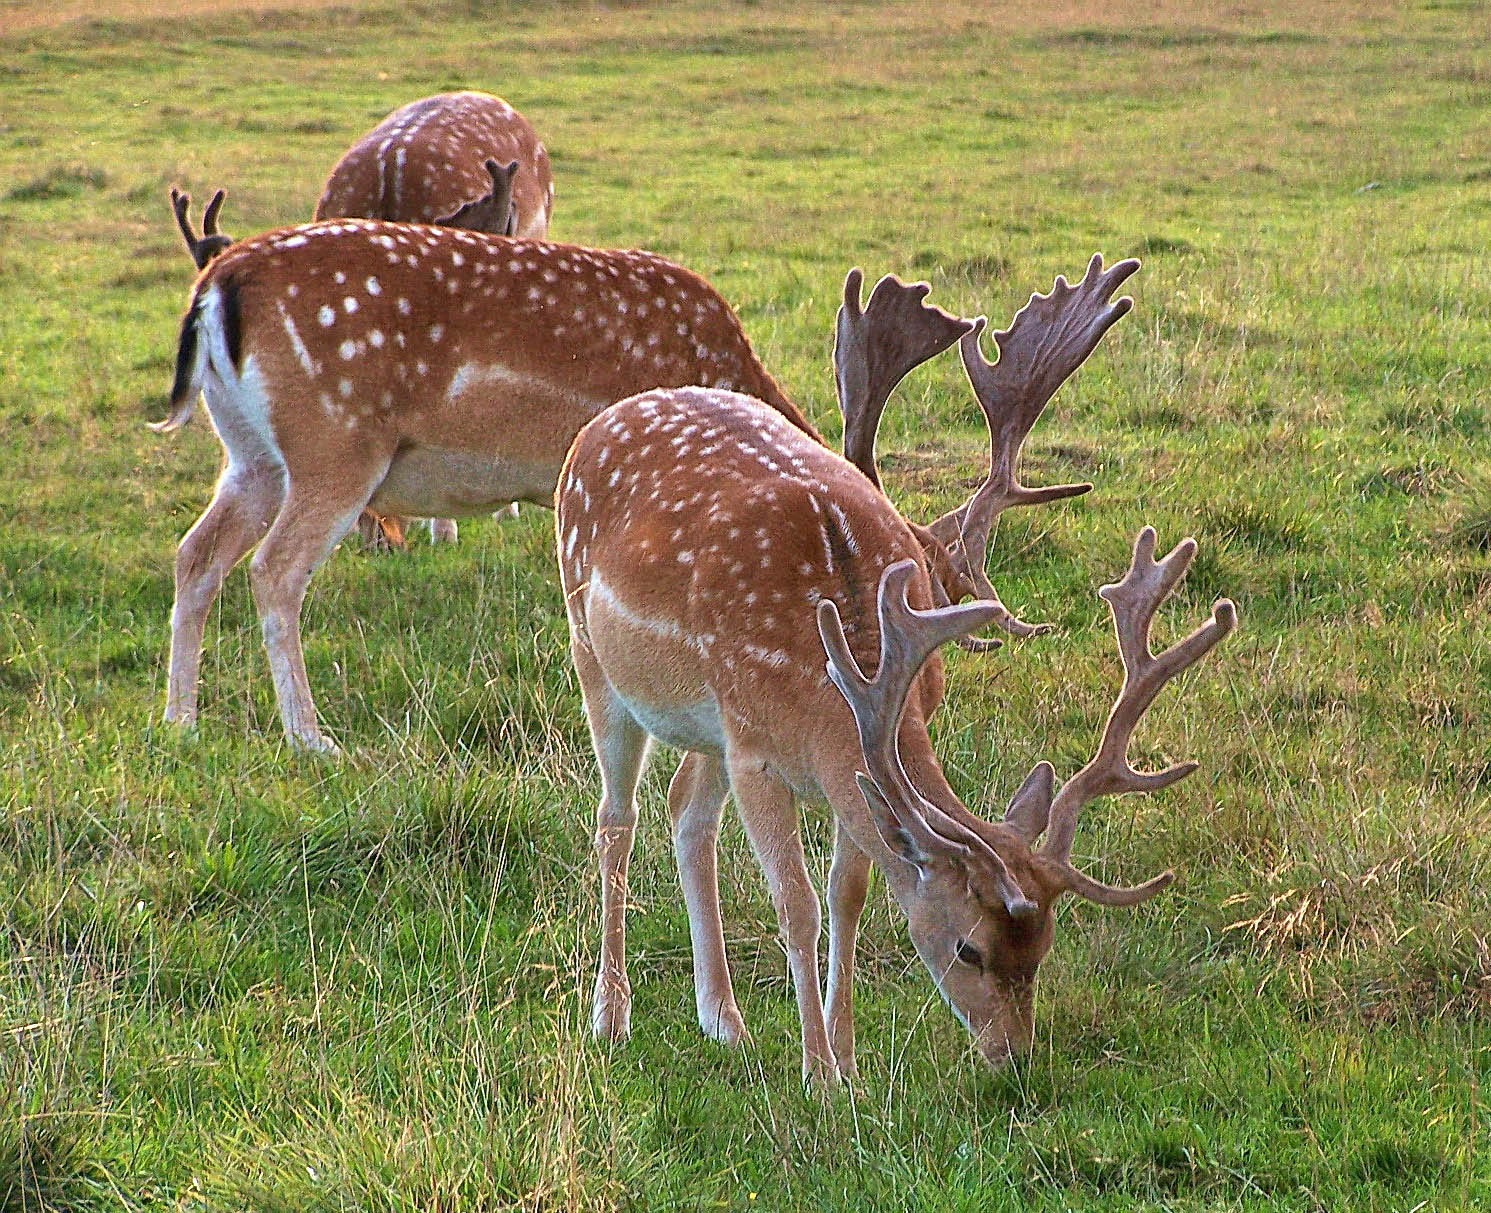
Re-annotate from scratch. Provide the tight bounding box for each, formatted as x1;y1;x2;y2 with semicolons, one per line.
2;0;1489;1208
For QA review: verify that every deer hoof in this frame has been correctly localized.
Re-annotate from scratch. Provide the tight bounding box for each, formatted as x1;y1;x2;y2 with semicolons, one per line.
697;999;747;1047
592;982;632;1043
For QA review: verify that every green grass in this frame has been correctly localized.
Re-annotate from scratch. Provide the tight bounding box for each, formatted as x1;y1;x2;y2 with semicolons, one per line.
2;0;1489;1208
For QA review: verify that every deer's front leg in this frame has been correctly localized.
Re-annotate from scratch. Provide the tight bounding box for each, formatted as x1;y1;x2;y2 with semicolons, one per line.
572;644;649;1043
825;819;871;1080
667;752;747;1046
727;748;838;1086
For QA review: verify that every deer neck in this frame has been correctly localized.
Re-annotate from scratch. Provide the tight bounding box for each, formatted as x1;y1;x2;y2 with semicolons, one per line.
746;365;821;444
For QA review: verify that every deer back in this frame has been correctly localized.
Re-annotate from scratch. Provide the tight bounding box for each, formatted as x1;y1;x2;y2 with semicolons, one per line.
181;222;812;470
315;92;554;237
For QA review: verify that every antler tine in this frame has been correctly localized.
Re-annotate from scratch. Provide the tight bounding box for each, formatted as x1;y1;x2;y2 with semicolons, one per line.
834;269;974;490
1038;527;1237;902
170;186;195;250
818;563;1037;914
201;188;226;237
927;254;1140;639
169;186;233;270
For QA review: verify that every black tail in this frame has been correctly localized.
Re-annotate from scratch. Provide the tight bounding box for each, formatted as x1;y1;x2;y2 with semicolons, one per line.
152;296;203;433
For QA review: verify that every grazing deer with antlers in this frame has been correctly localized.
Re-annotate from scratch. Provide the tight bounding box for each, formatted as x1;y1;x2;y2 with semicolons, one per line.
556;258;1235;1081
156;219;827;752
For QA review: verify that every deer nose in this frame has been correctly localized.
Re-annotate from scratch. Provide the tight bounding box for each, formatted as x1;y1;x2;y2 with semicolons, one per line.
975;1017;1033;1068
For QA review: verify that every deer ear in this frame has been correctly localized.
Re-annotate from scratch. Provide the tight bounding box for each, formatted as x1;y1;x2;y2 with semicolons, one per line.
855;772;930;872
1003;761;1054;842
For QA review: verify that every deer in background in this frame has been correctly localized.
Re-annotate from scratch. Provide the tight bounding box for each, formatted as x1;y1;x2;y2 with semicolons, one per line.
316;91;553;239
319;90;554;549
555;259;1236;1081
170;90;552;549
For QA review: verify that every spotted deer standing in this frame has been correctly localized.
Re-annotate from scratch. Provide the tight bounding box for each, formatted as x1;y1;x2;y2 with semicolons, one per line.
556;258;1237;1082
156;218;831;753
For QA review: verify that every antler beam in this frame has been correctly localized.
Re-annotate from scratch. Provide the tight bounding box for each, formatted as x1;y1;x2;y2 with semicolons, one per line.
817;562;1036;916
927;253;1140;639
1037;526;1237;902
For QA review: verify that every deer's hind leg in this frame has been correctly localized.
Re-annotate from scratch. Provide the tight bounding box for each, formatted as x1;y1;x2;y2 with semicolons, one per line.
667;752;747;1046
248;437;392;752
571;641;650;1043
165;444;285;729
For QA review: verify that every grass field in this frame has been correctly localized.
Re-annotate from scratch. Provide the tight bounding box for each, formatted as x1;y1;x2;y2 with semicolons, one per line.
2;0;1489;1208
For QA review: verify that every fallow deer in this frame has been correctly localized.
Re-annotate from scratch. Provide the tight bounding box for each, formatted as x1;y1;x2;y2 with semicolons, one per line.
316;91;554;238
555;257;1235;1081
319;91;552;548
156;220;821;752
557;377;1235;1082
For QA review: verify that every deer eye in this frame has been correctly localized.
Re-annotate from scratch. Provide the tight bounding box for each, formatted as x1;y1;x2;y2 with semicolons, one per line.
955;939;984;969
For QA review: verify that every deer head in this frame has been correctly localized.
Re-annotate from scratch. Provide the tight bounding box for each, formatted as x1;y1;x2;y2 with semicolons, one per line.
170;186;234;269
819;527;1235;1064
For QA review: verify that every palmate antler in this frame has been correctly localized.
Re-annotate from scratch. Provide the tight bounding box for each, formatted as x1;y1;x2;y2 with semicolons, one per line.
833;269;974;490
816;564;1037;917
928;254;1141;640
170;187;234;270
1025;527;1237;904
820;530;1235;914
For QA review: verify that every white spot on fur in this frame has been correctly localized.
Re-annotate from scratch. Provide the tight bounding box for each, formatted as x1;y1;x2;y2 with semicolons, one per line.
277;302;317;377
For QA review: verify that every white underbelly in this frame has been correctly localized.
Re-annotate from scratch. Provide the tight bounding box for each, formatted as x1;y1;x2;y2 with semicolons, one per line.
370;446;556;516
617;691;726;755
